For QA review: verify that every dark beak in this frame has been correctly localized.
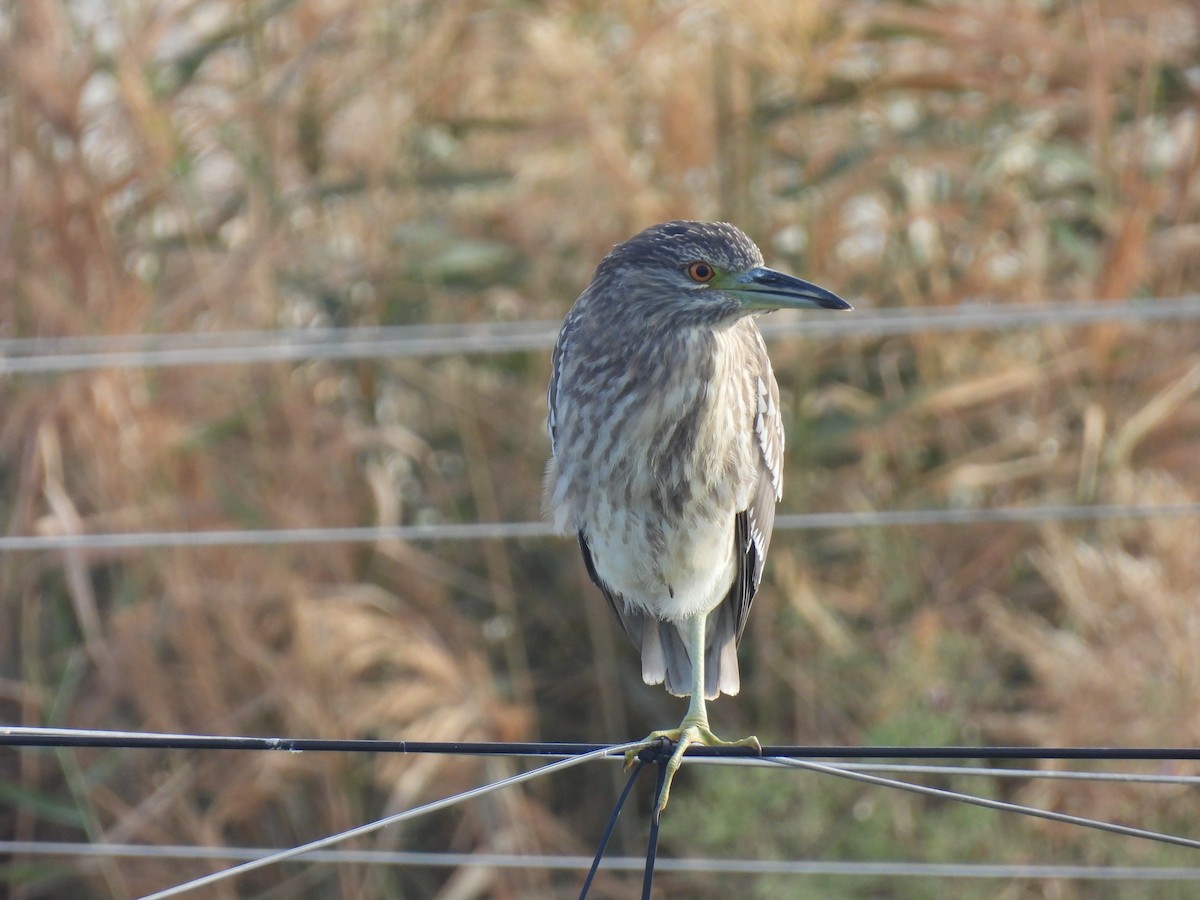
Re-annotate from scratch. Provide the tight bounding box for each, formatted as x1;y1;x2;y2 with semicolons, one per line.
727;266;852;312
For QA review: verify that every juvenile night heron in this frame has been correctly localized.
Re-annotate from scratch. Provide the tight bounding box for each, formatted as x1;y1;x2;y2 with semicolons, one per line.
545;220;851;818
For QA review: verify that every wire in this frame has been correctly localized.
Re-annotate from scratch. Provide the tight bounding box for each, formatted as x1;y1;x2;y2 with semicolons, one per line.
5;296;1200;888
40;503;1200;549
0;322;561;374
136;740;650;900
9;728;1200;888
11;728;1200;793
580;761;645;900
758;295;1200;337
0;726;633;756
2;296;1198;373
3;502;1200;553
7;727;1200;762
0;521;551;552
0;320;557;357
4;842;1199;880
742;761;1200;786
773;502;1200;530
643;763;667;900
769;757;1200;852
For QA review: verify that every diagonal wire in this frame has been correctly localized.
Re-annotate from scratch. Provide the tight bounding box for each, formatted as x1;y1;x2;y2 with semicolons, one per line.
706;758;1200;785
642;763;668;900
580;760;646;900
766;756;1200;851
843;764;1200;785
137;740;650;900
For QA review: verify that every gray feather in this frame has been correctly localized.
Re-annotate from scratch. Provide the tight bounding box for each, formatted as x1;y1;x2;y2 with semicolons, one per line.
544;221;841;703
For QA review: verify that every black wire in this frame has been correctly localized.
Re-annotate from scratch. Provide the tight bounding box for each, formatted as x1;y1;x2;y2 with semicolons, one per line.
579;761;645;900
4;731;1200;761
756;746;1200;761
0;733;618;755
643;763;667;900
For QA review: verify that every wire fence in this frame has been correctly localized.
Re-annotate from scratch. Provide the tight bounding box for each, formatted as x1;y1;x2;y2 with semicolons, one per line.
4;299;1200;896
5;728;1200;899
4;294;1198;554
5;296;1197;552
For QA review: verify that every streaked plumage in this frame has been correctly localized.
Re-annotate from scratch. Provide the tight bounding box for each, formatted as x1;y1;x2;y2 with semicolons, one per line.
547;224;778;699
544;220;850;817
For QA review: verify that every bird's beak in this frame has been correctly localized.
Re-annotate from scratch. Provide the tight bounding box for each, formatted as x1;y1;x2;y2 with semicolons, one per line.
724;266;852;312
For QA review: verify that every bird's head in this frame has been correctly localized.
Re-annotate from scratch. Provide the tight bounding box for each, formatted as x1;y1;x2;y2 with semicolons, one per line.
591;220;851;327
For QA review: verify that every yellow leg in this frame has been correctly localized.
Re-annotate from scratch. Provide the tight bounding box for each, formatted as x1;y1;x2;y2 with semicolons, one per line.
625;615;760;821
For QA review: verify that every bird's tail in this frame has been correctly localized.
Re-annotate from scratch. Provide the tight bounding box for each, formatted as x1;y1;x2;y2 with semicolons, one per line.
640;604;740;700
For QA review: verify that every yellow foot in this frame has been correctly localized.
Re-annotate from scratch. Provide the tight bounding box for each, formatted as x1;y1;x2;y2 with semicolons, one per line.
624;723;760;822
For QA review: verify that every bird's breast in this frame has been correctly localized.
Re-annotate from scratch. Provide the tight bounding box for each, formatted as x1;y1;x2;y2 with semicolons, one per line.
547;325;762;619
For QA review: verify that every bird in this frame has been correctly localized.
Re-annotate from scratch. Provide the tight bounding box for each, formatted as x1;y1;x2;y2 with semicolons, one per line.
544;220;851;819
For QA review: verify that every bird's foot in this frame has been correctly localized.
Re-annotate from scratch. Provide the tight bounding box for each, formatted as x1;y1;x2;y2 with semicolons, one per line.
624;720;761;822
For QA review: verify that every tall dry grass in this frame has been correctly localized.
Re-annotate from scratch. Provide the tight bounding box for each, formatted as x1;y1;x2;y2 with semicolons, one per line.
2;0;1200;897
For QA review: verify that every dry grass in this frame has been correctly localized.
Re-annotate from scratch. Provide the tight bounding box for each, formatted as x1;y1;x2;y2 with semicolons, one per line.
3;0;1200;897
985;473;1200;828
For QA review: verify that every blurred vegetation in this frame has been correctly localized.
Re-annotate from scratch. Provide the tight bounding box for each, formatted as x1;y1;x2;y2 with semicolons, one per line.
2;0;1200;897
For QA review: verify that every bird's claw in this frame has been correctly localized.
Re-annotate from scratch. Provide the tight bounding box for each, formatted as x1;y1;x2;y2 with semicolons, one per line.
624;723;760;822
623;731;678;769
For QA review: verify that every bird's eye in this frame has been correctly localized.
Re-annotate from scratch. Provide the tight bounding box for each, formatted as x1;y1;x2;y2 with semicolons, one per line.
687;261;715;283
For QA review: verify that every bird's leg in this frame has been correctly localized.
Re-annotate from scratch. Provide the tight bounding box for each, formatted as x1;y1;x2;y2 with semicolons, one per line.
626;615;761;821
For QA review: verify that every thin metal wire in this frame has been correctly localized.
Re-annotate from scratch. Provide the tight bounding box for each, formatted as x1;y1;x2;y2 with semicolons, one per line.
136;740;650;900
710;759;1200;786
2;296;1198;374
767;757;1200;851
0;521;553;552
6;842;1200;879
0;323;559;374
0;320;556;357
774;502;1200;530
3;502;1200;553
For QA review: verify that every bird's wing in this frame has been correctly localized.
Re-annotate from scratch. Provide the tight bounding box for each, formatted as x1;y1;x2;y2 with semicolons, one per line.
546;309;578;455
731;472;776;645
731;345;783;645
577;532;618;614
701;355;780;694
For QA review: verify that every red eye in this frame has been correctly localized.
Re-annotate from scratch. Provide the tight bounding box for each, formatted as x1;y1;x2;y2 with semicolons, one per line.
687;261;715;283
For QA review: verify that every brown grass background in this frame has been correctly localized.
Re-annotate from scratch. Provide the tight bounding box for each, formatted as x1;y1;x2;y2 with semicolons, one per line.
3;0;1200;897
